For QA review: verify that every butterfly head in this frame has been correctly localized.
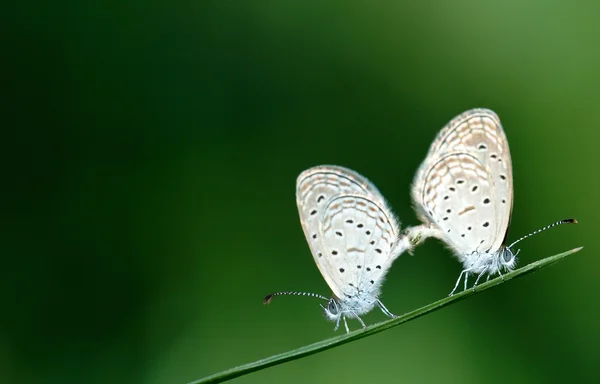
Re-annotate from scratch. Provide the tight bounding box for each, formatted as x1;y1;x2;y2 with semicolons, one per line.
321;298;343;322
498;246;518;272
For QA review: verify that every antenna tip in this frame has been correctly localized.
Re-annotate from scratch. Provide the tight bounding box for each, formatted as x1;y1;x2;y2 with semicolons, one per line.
565;218;578;224
263;294;274;305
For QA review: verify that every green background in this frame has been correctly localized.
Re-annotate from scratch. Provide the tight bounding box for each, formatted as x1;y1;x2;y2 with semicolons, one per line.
4;1;598;383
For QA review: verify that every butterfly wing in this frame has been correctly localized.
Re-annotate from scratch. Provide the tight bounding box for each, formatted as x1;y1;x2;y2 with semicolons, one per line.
319;194;401;303
417;152;502;260
296;166;401;301
297;165;386;208
412;109;513;254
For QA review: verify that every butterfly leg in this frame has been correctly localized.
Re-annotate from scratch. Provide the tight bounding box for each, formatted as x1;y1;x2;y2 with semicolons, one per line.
377;299;397;318
472;271;486;292
498;269;505;281
450;270;467;296
354;313;367;331
343;316;350;334
333;316;341;332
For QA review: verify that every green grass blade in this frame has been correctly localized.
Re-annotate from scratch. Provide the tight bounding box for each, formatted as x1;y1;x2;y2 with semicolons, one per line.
189;246;583;384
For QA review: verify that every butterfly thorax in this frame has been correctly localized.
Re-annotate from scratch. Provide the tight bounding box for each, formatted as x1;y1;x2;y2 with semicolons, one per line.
462;246;517;276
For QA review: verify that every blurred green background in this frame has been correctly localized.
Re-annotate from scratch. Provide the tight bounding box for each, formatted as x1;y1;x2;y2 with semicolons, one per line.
3;1;598;383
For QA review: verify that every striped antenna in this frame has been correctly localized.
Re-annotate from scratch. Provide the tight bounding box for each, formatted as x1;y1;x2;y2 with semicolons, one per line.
263;291;329;305
508;218;578;250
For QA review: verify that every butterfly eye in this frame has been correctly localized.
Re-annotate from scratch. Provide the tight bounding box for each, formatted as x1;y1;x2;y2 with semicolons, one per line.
502;249;514;264
327;299;339;315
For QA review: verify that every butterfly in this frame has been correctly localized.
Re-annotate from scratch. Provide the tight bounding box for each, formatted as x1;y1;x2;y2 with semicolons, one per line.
408;108;576;295
264;165;412;332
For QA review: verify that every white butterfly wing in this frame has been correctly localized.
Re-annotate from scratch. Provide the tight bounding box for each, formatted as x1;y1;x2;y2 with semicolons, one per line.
319;194;400;301
429;109;513;249
296;166;401;300
412;109;513;253
417;152;500;258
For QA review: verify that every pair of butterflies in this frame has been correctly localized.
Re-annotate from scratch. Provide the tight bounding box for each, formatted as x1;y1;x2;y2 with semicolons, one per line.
264;108;576;333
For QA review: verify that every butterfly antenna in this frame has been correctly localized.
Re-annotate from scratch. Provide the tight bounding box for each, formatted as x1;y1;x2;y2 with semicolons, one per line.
263;291;329;305
508;218;578;250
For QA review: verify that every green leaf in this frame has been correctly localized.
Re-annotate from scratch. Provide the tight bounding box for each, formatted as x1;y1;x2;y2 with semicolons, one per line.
189;246;583;384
